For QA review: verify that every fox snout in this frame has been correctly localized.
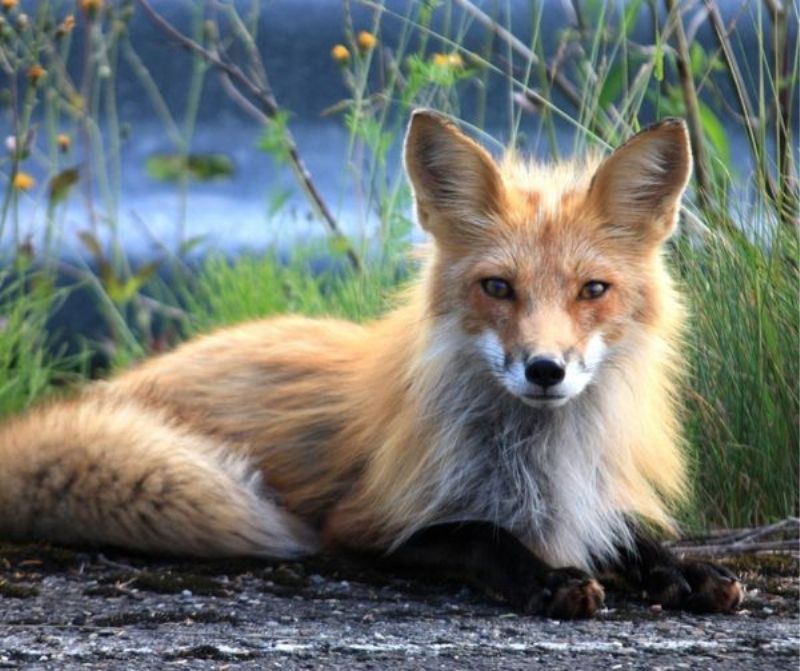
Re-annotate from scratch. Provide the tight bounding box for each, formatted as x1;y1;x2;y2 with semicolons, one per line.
477;332;608;409
524;355;566;389
517;351;576;408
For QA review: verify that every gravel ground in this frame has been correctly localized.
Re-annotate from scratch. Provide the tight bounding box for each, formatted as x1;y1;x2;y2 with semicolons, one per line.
0;544;797;670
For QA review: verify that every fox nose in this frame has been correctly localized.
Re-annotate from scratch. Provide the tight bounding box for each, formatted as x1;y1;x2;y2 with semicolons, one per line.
525;356;566;388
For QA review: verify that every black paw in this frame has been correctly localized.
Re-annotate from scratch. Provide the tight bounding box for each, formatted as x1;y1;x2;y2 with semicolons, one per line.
644;559;744;613
523;567;605;619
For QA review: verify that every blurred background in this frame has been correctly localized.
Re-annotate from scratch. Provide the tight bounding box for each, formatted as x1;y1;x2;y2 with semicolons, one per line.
0;0;797;531
2;0;790;253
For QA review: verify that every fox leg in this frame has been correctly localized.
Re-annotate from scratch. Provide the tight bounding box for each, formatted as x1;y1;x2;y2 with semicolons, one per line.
605;524;744;613
0;396;317;558
372;521;604;619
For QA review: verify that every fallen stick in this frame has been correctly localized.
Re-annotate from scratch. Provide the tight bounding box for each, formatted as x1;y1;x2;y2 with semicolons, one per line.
671;539;799;557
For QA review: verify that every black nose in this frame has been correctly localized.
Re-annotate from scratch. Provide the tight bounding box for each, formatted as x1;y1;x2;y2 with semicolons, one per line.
525;356;566;388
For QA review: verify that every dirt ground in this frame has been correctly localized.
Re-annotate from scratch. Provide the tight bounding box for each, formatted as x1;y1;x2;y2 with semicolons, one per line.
0;543;797;671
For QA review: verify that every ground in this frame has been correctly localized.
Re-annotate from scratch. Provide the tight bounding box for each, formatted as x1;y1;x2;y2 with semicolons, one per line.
0;544;797;670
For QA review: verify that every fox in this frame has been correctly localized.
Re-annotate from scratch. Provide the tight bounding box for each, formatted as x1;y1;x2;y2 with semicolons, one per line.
0;110;743;618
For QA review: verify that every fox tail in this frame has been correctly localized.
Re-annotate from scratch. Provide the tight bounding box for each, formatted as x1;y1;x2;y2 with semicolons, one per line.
0;395;317;558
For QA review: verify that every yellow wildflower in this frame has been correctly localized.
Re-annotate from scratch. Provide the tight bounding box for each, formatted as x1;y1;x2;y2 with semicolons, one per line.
80;0;103;15
57;134;71;152
331;44;350;63
12;171;35;191
27;64;46;84
432;52;463;68
1;0;18;11
357;31;377;51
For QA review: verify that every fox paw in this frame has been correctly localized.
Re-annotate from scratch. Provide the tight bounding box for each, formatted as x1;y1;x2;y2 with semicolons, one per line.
525;567;605;619
644;560;743;613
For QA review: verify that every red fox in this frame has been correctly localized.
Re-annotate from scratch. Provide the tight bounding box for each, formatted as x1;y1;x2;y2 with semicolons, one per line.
0;111;742;618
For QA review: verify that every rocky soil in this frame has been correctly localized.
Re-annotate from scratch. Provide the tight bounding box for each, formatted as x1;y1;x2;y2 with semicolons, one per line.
0;543;797;670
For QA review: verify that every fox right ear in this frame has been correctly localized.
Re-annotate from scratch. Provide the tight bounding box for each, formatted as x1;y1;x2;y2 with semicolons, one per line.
404;110;503;243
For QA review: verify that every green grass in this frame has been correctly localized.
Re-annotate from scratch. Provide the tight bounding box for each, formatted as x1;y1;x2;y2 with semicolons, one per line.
0;0;796;530
677;223;798;528
0;272;84;416
182;250;407;332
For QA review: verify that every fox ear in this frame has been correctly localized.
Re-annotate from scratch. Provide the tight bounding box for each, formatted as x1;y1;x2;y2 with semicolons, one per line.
589;119;692;244
404;109;502;242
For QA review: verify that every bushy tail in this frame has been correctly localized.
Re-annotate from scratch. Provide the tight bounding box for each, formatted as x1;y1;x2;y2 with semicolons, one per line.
0;394;317;558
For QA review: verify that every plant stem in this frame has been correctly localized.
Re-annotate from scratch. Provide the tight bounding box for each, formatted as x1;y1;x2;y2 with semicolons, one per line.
702;0;796;229
451;0;617;137
664;0;713;213
764;0;799;227
135;0;362;271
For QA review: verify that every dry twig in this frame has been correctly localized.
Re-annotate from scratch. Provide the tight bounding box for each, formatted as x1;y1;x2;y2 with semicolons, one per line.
669;517;800;557
672;539;799;556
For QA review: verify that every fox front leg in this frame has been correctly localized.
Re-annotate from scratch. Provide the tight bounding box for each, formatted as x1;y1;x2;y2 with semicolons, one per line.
609;525;744;614
381;521;605;619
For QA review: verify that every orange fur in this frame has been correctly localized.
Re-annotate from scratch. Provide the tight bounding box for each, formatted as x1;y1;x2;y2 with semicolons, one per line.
0;111;692;570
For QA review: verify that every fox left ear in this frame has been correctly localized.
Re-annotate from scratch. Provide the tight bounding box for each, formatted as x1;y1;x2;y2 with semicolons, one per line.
404;109;503;244
588;119;692;244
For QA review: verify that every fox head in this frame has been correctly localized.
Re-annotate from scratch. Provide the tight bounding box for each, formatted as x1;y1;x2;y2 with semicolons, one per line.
404;110;691;408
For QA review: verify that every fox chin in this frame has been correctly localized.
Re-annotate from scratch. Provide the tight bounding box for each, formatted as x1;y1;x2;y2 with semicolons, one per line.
0;110;743;618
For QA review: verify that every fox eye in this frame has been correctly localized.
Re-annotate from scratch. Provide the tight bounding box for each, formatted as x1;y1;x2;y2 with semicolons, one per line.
480;278;515;300
579;281;610;300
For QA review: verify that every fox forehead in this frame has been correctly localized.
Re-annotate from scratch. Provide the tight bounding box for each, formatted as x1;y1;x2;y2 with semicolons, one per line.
499;153;601;213
475;213;614;277
460;163;622;284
